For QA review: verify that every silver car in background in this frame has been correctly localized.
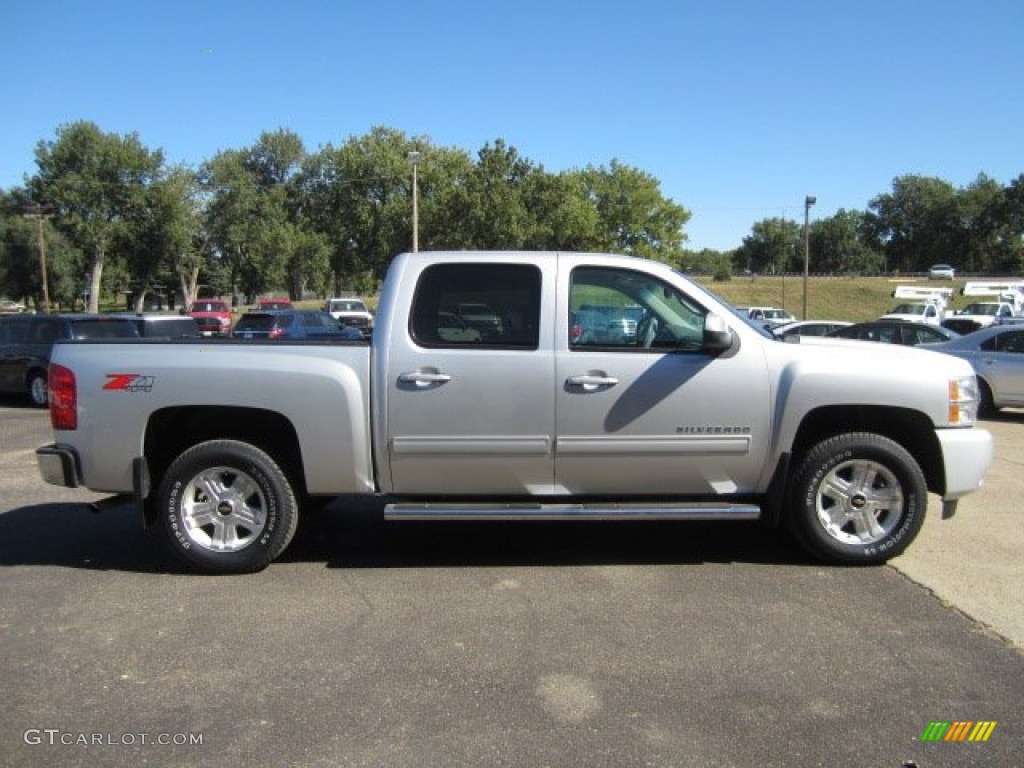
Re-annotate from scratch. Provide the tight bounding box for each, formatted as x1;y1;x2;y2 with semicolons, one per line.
925;325;1024;414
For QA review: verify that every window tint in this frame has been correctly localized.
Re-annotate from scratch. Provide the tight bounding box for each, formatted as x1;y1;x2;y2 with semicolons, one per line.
69;319;140;339
234;314;277;332
569;266;706;351
33;319;61;342
411;263;541;348
997;331;1024;353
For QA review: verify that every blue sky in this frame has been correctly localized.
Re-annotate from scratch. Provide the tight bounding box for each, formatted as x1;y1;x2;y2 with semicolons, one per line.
2;0;1022;250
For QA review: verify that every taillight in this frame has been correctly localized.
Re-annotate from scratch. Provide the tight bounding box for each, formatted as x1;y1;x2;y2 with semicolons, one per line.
269;327;284;339
49;364;77;431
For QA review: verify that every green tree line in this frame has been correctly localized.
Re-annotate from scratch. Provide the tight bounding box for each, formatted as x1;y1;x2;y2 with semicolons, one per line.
1;120;1022;311
0;122;689;312
732;174;1024;278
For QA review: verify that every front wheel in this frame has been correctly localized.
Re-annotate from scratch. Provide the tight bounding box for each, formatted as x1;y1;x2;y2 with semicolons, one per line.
156;440;299;573
787;433;927;564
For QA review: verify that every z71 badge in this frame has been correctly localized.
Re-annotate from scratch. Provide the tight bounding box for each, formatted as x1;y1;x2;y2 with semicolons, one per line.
103;374;156;392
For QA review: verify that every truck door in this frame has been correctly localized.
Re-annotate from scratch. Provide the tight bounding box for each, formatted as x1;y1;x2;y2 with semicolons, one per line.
554;260;772;496
384;259;557;495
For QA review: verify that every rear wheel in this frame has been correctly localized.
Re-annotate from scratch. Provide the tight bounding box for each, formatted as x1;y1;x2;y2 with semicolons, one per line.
28;371;48;408
157;440;299;573
787;433;927;564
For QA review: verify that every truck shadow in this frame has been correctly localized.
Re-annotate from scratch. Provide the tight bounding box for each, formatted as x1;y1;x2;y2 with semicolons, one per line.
286;499;813;569
0;499;812;573
0;503;178;573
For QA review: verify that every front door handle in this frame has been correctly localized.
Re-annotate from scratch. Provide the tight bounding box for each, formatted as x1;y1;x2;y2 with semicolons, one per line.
566;373;619;392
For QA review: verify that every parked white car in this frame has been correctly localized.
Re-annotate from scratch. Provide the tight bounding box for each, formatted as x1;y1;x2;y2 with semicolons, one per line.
945;302;1015;332
881;302;944;326
324;297;374;337
746;307;795;327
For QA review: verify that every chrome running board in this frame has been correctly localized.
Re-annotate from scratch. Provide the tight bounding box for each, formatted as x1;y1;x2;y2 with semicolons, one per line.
384;501;761;522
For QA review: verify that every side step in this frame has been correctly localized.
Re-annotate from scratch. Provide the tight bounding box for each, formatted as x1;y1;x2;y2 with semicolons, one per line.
384;501;762;522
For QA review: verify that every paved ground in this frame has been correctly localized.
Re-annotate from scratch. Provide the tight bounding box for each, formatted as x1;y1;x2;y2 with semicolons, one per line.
0;400;1020;767
892;410;1024;649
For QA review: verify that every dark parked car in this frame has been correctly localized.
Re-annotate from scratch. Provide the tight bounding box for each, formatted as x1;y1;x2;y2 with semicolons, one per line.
771;320;852;340
826;320;959;346
0;314;140;406
923;325;1024;415
231;310;364;340
107;313;200;338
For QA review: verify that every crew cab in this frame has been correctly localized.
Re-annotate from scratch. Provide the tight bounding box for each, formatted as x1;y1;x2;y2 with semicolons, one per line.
36;251;993;574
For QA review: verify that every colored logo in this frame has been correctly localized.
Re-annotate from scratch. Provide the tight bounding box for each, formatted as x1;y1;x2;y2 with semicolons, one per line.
103;374;155;392
920;721;997;742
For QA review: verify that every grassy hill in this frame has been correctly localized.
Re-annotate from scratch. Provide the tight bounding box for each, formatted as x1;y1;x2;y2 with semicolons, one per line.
293;274;986;326
691;275;968;324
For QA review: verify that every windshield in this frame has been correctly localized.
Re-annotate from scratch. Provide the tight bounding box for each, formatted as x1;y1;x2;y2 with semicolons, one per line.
961;303;999;315
330;300;366;312
890;304;928;315
192;301;227;312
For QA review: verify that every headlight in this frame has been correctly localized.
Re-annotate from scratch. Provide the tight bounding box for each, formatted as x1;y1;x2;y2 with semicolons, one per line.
948;375;979;426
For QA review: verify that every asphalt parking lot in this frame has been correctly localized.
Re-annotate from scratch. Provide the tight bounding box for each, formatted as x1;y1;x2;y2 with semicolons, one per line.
0;400;1021;767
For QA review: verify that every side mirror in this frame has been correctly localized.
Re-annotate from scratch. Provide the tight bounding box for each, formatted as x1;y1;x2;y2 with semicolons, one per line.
703;312;734;352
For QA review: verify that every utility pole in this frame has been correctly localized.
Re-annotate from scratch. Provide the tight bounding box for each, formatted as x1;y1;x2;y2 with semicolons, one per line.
22;206;53;313
407;151;422;252
803;196;816;320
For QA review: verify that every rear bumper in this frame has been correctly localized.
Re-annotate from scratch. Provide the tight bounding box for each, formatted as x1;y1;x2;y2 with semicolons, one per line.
36;443;82;488
937;427;994;500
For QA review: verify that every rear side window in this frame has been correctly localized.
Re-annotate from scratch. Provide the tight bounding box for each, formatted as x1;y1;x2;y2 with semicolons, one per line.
996;331;1024;353
410;263;541;348
234;314;277;332
0;318;25;342
69;320;140;339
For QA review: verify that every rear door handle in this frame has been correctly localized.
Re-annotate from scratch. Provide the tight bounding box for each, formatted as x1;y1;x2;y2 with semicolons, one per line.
566;373;619;392
399;370;452;387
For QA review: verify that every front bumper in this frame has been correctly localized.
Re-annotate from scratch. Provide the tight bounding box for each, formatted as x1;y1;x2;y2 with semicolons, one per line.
937;427;994;502
37;443;83;488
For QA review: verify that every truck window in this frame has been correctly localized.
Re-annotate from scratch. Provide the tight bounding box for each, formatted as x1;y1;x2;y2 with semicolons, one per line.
569;266;707;351
410;263;541;349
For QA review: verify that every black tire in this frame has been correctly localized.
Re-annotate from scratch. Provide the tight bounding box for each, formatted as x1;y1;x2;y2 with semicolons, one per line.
27;370;48;408
156;440;299;574
787;433;927;564
978;378;998;417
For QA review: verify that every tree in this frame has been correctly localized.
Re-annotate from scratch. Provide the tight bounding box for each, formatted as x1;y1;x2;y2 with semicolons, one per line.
734;217;802;274
1;188;86;310
119;166;201;310
298;127;425;294
576;160;691;262
30;121;164;312
809;209;883;274
202;130;308;300
869;175;958;273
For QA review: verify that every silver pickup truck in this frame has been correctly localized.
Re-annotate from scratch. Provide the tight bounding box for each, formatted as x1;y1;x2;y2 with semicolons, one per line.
36;251;993;573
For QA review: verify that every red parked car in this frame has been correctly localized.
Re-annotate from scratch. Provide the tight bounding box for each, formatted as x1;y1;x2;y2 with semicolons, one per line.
256;298;293;310
188;299;233;337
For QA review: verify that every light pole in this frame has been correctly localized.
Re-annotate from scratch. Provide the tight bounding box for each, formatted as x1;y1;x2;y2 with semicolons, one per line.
407;151;422;252
802;195;816;320
22;206;53;313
